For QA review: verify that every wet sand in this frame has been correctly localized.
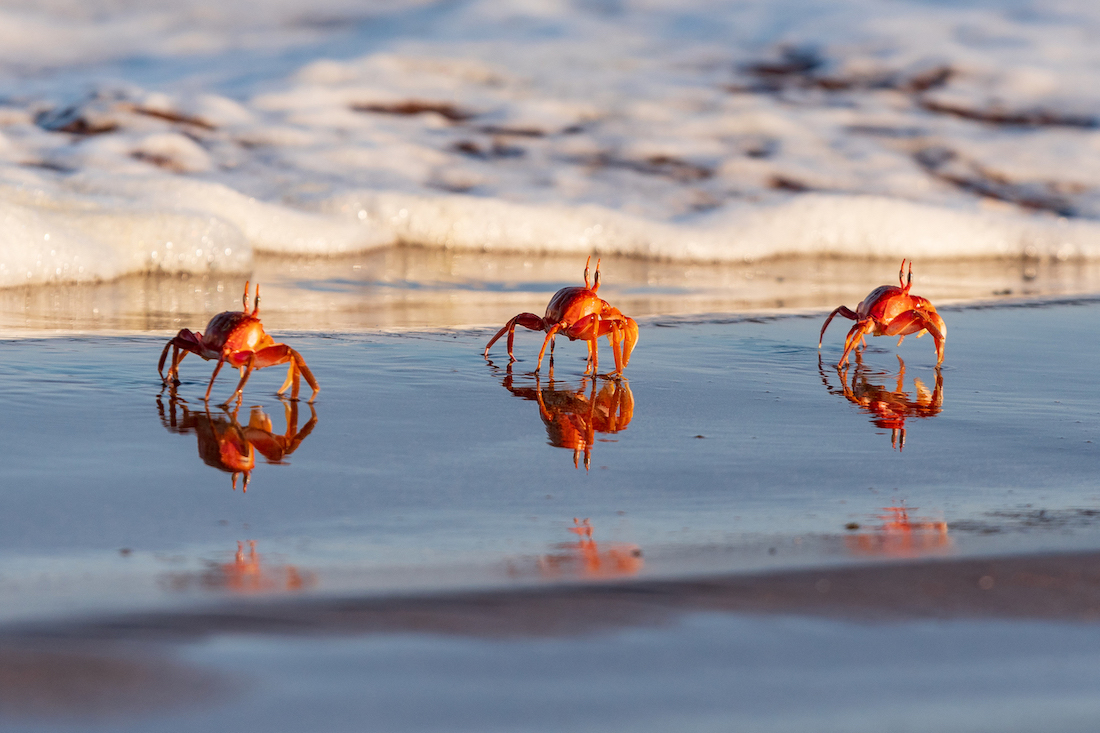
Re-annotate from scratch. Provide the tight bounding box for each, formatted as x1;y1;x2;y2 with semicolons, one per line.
5;251;1100;333
2;293;1100;729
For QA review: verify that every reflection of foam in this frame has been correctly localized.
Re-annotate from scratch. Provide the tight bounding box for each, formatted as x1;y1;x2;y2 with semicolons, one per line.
846;506;951;559
5;254;1100;335
530;519;644;581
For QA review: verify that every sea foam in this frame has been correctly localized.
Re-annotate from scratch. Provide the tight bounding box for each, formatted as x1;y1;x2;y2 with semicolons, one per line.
1;0;1099;286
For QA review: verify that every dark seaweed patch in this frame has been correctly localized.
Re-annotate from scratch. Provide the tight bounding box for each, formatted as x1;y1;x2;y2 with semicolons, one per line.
450;139;525;159
35;106;119;135
574;153;713;182
732;46;953;95
475;125;547;137
919;99;1097;129
768;175;812;192
131;151;187;173
846;125;926;138
351;100;476;122
130;106;216;131
742;46;824;80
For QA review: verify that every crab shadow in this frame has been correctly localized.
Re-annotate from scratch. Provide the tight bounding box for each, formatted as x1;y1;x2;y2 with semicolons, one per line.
489;361;634;470
819;353;944;451
156;388;318;491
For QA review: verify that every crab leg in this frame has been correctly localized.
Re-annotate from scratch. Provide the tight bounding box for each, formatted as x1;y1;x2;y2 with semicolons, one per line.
227;352;258;403
536;323;563;371
562;313;603;374
158;329;202;384
229;344;320;402
882;310;945;365
284;347;319;401
204;358;227;401
839;319;874;367
278;359;298;399
157;341;174;381
483;313;544;361
169;346;188;382
819;306;859;348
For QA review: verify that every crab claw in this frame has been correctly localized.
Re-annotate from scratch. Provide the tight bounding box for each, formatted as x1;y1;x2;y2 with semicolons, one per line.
614;317;639;373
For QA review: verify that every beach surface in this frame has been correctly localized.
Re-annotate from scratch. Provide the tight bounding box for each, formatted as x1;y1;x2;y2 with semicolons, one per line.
2;291;1100;730
3;0;1100;727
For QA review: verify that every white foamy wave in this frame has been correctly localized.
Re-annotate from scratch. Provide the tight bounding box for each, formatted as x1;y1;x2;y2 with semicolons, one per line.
339;190;1100;262
71;176;389;255
0;189;249;287
2;0;1100;286
5;180;1100;288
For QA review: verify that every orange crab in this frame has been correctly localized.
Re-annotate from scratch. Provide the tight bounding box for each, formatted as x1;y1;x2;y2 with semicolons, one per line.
819;259;946;366
483;257;638;375
158;282;319;403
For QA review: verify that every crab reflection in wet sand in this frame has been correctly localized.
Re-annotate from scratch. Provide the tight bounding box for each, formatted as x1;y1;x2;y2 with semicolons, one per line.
158;281;319;404
498;364;634;469
483;257;638;376
156;392;318;490
845;506;951;558
819;259;946;366
522;519;643;580
820;353;943;450
163;540;315;594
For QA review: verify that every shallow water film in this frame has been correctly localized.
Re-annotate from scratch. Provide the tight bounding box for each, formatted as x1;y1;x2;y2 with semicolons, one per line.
4;299;1100;730
5;0;1100;729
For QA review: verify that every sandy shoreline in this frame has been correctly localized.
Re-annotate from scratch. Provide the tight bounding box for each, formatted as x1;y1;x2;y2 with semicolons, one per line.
7;548;1100;644
5;548;1100;730
5;251;1100;334
2;295;1100;729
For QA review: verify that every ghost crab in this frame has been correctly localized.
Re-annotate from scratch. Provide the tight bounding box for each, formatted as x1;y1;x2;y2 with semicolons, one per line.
158;282;319;403
483;257;638;375
819;260;946;367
